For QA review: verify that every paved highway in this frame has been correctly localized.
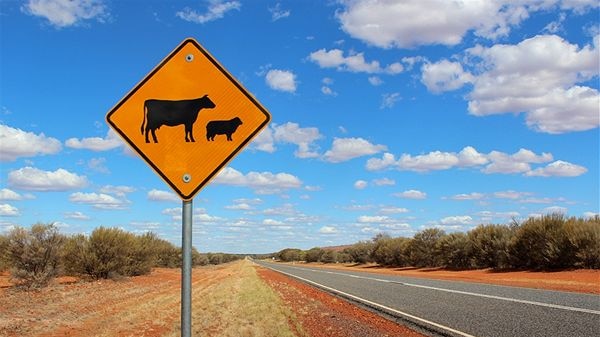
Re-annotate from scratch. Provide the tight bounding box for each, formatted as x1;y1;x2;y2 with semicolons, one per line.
256;261;600;337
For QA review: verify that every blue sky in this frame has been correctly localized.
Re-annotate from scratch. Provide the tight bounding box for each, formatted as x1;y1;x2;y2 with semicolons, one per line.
1;0;598;253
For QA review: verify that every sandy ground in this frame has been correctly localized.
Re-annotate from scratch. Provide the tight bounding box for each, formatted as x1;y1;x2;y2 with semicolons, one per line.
288;263;600;294
257;267;427;337
1;263;597;337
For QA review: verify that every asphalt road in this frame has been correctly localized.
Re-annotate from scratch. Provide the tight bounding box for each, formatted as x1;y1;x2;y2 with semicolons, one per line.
256;261;600;337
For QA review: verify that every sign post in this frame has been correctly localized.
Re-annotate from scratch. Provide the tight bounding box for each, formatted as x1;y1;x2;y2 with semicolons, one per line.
181;199;192;337
106;38;271;336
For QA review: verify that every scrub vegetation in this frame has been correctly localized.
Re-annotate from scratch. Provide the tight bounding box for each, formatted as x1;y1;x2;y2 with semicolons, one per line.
0;224;243;289
276;214;600;270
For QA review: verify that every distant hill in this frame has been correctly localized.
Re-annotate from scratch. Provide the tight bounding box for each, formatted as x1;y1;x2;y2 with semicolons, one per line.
321;245;353;252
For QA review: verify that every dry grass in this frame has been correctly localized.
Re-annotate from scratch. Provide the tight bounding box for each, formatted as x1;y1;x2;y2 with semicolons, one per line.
188;260;305;337
0;260;304;337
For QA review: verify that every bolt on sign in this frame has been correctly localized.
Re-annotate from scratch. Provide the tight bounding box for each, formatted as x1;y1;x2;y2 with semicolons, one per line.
106;38;271;200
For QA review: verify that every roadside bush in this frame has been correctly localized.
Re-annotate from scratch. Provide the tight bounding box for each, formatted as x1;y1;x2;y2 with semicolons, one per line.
510;214;575;269
0;234;9;272
276;248;304;262
564;216;600;268
125;232;158;276
435;232;472;269
61;234;92;276
343;241;374;264
305;247;325;263
335;251;353;263
407;228;445;267
320;250;337;263
371;234;410;267
150;236;181;268
6;224;64;288
468;224;513;269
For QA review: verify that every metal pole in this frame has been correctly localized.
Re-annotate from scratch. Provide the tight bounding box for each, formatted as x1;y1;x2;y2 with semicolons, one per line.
181;199;193;337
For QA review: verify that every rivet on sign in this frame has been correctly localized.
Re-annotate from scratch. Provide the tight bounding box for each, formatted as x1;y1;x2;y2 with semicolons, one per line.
185;54;194;62
183;174;192;183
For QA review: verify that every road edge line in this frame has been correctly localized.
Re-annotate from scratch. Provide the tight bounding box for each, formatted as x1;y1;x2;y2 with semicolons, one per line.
259;263;478;337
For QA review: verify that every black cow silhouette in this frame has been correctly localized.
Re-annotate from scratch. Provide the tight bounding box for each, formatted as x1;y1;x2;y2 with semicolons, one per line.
206;117;243;141
141;95;216;143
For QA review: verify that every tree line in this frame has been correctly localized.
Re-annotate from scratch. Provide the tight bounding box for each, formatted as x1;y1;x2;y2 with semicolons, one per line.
0;224;243;289
275;214;599;270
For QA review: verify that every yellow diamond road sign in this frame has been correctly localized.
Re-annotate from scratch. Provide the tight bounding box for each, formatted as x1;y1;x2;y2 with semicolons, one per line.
106;38;271;200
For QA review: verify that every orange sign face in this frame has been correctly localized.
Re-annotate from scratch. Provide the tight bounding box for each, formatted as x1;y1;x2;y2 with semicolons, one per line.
106;38;271;200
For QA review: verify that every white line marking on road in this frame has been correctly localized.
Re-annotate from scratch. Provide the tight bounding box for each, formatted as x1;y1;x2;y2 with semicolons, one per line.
266;265;479;337
289;265;600;316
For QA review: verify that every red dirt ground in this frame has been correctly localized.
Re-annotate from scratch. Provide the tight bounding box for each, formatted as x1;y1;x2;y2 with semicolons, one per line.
256;267;427;337
291;263;600;294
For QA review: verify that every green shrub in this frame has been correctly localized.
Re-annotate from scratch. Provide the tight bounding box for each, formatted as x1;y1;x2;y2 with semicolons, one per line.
61;234;92;276
305;247;325;263
343;241;374;264
335;251;353;263
6;224;64;288
468;224;513;269
407;228;445;267
276;248;304;262
510;214;575;269
320;250;337;263
564;216;600;268
125;232;158;276
436;232;472;269
371;234;410;267
0;234;9;272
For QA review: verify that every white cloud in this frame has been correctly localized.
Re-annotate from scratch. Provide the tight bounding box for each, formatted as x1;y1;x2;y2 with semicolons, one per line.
319;226;338;234
323;137;387;163
336;0;595;48
8;167;87;191
373;178;395;186
357;215;392;223
321;86;337;96
214;167;302;194
380;93;401;109
0;204;19;217
69;192;128;210
0;124;62;162
394;189;427;200
64;211;90;220
22;0;107;28
147;189;180;202
354;180;368;190
269;3;290;21
252;127;276;153
253;122;322;158
483;149;552;174
378;206;409;214
309;48;402;74
398;151;460;172
440;215;474;226
265;69;297;92
87;157;109;174
272;122;322;158
176;0;240;24
421;60;474;93
65;129;122;151
99;185;135;197
493;190;532;200
0;188;26;201
451;192;485;200
366;146;583;177
525;160;588;177
543;206;568;214
368;76;383;86
466;35;600;133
